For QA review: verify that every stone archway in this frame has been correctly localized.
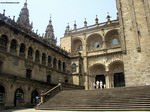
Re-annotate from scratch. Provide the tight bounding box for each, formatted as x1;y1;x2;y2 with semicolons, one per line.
89;64;106;89
72;38;83;54
14;88;24;107
87;33;103;51
109;61;125;87
31;89;39;105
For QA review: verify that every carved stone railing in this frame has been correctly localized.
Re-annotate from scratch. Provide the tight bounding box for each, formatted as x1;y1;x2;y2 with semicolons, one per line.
38;83;62;106
38;80;85;107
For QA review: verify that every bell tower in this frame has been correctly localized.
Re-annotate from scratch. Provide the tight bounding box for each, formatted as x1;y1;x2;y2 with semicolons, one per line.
116;0;150;86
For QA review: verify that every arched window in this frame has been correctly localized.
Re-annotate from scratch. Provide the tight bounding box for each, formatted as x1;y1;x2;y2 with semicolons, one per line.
48;55;52;66
26;69;32;79
53;58;57;69
63;62;66;72
35;50;40;62
10;39;17;51
58;60;61;71
72;63;77;72
47;75;51;83
19;43;25;54
0;35;8;47
0;86;5;103
112;38;119;46
42;53;46;64
28;47;33;57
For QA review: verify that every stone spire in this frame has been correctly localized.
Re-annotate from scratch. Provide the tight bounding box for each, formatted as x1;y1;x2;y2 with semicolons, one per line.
45;15;57;45
17;0;32;30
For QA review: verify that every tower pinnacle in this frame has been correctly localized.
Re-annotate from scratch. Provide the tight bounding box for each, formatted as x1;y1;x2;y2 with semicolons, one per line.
45;15;57;45
17;0;32;30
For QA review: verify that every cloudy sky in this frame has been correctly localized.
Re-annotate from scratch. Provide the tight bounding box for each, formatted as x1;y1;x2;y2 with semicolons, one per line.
0;0;117;44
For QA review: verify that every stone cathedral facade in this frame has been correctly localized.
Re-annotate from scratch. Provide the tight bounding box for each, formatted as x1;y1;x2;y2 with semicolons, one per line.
0;0;150;109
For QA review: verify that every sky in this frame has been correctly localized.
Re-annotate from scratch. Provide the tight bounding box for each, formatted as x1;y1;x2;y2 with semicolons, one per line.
0;0;117;45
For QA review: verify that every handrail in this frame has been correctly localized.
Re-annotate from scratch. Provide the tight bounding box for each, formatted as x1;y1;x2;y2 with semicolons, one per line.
44;83;61;95
38;83;62;106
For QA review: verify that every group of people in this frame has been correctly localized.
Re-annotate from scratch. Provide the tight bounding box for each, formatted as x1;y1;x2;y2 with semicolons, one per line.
93;80;106;89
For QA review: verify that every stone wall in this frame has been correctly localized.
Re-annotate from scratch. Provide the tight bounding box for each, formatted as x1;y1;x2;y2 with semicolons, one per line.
117;0;150;86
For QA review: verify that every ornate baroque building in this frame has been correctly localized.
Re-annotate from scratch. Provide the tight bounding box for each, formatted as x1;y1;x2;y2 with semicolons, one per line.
61;0;150;90
0;0;150;109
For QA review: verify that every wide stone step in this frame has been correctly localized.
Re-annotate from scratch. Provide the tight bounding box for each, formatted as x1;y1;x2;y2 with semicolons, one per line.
37;85;150;110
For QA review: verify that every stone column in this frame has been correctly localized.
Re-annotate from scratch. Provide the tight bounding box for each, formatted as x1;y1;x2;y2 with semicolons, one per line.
105;73;110;89
33;51;35;62
82;33;89;90
7;41;11;53
40;90;44;104
110;74;114;88
25;48;28;59
39;52;42;64
103;41;107;50
17;44;20;56
45;55;48;66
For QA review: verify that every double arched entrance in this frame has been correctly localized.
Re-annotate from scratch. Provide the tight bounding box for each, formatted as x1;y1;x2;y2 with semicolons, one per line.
89;61;125;89
14;88;39;107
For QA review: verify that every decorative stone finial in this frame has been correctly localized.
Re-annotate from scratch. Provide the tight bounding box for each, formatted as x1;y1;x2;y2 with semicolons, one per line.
36;29;38;34
106;12;111;24
13;16;15;21
74;21;77;31
67;23;70;31
84;18;87;28
95;15;99;25
117;12;119;20
3;9;5;16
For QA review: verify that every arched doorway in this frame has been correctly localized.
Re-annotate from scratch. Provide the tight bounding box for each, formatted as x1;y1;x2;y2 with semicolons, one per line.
14;88;24;107
109;61;125;87
114;72;125;87
95;75;105;85
0;86;5;103
89;64;106;89
31;90;39;105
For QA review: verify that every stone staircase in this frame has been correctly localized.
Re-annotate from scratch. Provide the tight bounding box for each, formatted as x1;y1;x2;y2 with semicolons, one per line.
37;85;150;111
